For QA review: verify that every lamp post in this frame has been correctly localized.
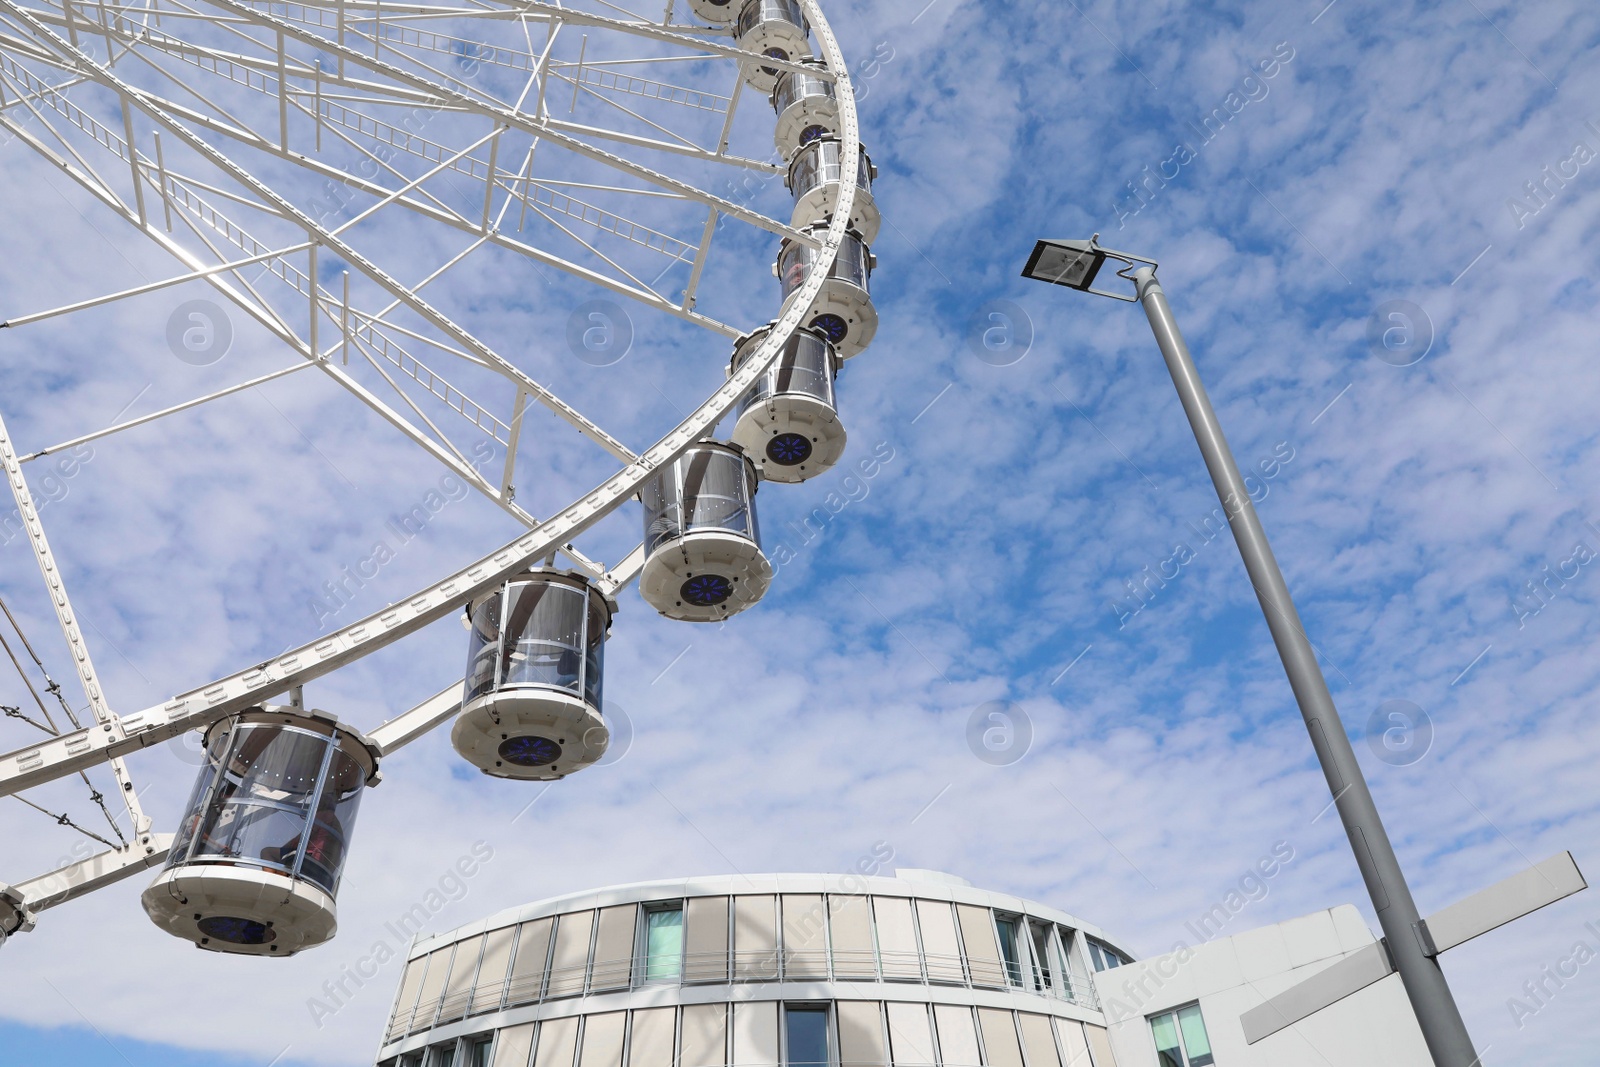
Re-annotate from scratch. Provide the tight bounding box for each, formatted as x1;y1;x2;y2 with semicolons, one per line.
1023;237;1482;1066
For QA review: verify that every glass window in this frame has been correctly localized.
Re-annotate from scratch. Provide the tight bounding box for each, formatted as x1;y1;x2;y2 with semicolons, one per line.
1149;1005;1214;1067
1087;940;1125;972
1087;942;1105;972
1027;921;1053;992
645;905;685;982
469;1038;493;1067
994;916;1023;987
785;1006;830;1067
401;1055;424;1067
463;592;502;704
641;446;757;556
430;1046;458;1067
501;582;585;694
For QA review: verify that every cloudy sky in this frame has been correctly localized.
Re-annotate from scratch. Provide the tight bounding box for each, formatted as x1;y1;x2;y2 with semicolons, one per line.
2;0;1598;1065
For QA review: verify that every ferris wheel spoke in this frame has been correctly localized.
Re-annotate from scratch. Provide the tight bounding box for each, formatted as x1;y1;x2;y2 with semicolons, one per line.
547;60;730;113
502;0;828;81
0;63;132;211
15;364;317;464
192;0;816;243
0;409;153;842
37;14;791;318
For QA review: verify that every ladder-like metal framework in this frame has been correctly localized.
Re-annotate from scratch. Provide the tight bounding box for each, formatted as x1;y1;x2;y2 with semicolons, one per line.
0;0;862;937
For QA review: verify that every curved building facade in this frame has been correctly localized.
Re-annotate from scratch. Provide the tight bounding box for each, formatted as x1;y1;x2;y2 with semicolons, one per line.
375;870;1135;1067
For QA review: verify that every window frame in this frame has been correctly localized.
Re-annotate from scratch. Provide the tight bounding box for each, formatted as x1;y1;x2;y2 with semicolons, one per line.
781;1001;835;1067
1148;1003;1215;1067
992;912;1025;988
638;900;687;986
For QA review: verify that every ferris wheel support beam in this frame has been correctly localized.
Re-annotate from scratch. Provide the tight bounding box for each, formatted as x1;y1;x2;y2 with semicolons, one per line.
0;6;649;469
504;0;832;83
0;238;315;328
194;0;820;246
0;76;560;559
16;362;316;463
0;0;860;802
0;407;152;841
11;832;173;913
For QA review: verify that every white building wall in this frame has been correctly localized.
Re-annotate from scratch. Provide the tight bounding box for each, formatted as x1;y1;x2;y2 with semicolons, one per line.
1092;905;1434;1067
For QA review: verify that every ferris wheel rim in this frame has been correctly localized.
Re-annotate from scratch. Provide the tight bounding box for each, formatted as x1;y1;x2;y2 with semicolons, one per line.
0;0;864;795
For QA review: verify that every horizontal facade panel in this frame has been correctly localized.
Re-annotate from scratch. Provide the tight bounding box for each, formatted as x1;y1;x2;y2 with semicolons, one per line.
1017;1014;1060;1067
932;1005;980;1067
733;896;779;981
684;896;730;983
1082;1025;1114;1067
873;898;921;980
1053;1019;1091;1067
837;1000;885;1067
957;907;1005;990
682;1003;729;1067
886;1002;936;1067
733;1001;779;1067
917;901;964;985
592;906;637;992
494;1022;537;1067
829;894;877;979
628;1007;678;1067
783;895;829;980
535;1015;581;1067
549;911;595;998
473;926;518;1016
508;918;555;1006
439;934;486;1024
579;1011;627;1067
977;1009;1023;1067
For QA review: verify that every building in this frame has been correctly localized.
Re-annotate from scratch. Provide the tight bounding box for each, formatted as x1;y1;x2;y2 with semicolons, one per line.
372;870;1432;1067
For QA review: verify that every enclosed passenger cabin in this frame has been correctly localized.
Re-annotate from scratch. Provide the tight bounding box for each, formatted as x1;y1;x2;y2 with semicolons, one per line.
687;0;737;24
777;225;877;359
772;59;838;159
727;323;845;483
734;0;810;93
786;137;880;242
142;706;378;956
454;570;614;781
639;441;772;622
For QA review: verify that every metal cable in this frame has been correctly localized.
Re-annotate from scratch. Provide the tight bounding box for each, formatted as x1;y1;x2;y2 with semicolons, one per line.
0;592;83;729
0;593;125;846
2;701;55;734
9;794;116;849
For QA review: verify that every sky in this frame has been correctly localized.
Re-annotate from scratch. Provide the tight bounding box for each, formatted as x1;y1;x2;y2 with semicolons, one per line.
1;0;1599;1065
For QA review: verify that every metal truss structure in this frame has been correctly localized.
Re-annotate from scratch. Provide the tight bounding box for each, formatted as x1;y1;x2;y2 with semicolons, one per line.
0;0;862;941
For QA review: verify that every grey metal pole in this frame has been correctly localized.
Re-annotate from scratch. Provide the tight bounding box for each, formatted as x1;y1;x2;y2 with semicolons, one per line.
1129;266;1480;1066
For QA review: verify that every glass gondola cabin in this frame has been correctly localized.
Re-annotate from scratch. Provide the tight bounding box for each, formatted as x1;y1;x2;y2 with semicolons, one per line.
772;59;838;159
728;323;846;482
142;706;378;956
787;137;880;243
455;570;614;781
639;441;772;622
777;225;877;359
734;0;810;93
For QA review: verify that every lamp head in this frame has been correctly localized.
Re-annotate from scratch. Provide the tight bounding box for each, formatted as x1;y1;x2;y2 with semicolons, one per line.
1021;237;1107;291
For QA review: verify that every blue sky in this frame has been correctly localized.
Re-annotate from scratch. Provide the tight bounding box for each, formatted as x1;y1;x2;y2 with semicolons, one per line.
2;0;1599;1065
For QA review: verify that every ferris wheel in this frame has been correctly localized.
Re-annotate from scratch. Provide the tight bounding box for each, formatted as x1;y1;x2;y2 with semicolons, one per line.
0;0;877;957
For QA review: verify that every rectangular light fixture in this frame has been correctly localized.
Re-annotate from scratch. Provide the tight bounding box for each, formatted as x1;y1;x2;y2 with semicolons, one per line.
1021;239;1107;291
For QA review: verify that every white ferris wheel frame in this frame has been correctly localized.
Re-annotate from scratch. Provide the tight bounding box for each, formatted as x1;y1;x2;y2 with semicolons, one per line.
0;0;863;928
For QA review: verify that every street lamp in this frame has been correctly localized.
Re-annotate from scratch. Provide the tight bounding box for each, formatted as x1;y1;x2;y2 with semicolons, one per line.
1024;236;1483;1066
